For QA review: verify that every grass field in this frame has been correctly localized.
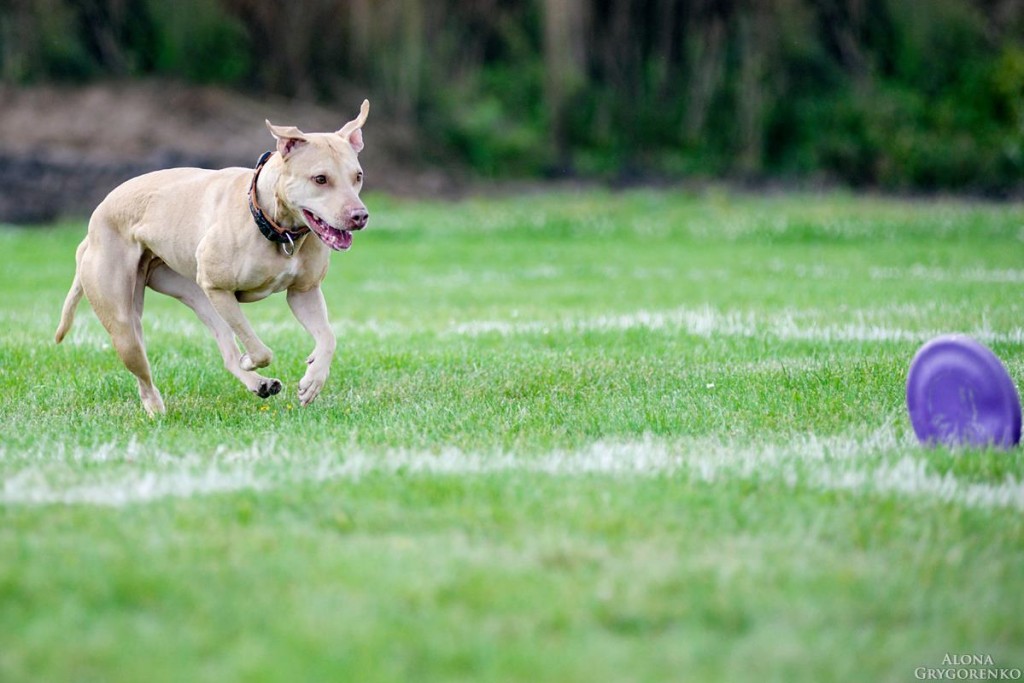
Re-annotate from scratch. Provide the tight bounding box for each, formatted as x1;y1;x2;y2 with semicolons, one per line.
1;189;1023;681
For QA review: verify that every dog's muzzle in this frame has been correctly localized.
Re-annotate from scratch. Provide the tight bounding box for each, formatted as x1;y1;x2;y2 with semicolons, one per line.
302;207;368;251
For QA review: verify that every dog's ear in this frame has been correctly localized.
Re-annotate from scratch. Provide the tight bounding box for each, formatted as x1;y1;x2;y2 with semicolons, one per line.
265;121;308;159
336;100;369;154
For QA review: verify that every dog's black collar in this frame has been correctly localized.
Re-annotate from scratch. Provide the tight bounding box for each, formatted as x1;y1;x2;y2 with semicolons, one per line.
248;151;310;247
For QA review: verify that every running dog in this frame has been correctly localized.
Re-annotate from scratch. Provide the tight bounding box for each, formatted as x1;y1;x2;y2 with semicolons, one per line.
55;100;371;415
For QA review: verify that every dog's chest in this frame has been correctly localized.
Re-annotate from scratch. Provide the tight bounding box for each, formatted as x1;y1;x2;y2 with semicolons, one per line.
236;258;302;302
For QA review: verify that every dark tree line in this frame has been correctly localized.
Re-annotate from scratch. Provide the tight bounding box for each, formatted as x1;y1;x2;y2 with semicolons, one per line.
2;0;1022;191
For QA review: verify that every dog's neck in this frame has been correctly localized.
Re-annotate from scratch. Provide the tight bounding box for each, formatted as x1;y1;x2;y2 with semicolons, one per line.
253;153;305;231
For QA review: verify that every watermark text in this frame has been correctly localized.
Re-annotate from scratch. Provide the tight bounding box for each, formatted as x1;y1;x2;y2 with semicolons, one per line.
915;654;1021;680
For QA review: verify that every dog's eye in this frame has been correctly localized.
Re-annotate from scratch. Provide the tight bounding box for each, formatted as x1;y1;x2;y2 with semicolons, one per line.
356;171;363;183
313;175;328;185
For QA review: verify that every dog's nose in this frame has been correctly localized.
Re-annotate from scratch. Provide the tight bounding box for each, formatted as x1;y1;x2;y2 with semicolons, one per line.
349;208;369;230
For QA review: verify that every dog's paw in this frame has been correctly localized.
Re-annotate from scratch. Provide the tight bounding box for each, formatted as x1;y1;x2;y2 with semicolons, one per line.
298;374;326;407
252;378;283;399
240;351;273;371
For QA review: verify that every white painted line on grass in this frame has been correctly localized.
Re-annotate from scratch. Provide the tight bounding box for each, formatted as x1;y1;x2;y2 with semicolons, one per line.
869;265;1024;284
27;303;1024;349
445;307;1024;345
3;429;1022;511
820;456;1024;511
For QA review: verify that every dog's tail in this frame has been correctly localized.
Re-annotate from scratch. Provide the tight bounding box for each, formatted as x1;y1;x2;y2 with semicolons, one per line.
55;239;88;344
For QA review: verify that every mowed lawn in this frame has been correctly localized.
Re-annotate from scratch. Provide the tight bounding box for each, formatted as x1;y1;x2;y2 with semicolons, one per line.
1;189;1023;682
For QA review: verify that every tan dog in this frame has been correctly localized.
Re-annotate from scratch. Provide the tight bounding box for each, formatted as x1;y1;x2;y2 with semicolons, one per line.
55;100;371;415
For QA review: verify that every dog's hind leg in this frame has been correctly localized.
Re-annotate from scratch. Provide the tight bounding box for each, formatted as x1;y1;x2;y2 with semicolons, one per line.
146;263;282;399
78;224;165;415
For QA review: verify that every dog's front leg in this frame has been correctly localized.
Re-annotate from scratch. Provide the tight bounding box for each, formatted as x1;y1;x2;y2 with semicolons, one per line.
287;286;337;406
203;287;274;370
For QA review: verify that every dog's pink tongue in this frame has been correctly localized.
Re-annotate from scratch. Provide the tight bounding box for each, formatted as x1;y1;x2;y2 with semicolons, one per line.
337;230;353;250
303;209;353;251
318;226;351;251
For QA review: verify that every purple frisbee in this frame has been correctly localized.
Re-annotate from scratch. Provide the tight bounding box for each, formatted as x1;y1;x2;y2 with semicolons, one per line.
906;335;1021;449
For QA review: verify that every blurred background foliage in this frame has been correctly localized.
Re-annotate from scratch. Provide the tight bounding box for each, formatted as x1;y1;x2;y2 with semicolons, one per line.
1;0;1022;192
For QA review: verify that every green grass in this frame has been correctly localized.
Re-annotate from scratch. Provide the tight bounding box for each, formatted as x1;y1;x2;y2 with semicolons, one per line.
1;189;1023;681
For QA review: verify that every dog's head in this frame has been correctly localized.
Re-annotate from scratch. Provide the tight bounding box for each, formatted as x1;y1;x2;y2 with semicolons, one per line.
265;100;370;251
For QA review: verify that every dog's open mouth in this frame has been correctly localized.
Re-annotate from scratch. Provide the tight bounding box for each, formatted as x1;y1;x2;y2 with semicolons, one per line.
302;209;352;251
